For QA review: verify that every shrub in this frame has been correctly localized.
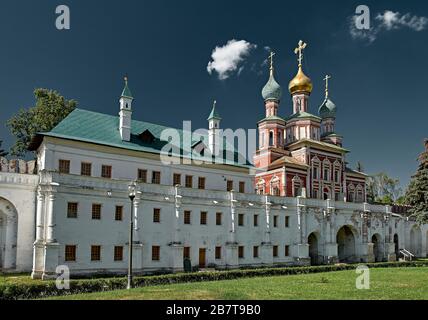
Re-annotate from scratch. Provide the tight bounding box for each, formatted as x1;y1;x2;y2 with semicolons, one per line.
1;261;427;300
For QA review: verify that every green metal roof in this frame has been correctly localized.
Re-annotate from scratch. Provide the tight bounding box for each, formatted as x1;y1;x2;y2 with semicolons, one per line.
257;115;286;123
286;111;321;122
321;133;342;138
287;138;349;153
261;73;282;101
37;108;251;168
345;167;368;177
207;103;221;121
121;82;133;99
318;97;337;119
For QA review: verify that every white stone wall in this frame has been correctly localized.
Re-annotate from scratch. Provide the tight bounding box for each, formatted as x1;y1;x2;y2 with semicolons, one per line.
0;172;38;272
30;170;428;278
1;141;427;276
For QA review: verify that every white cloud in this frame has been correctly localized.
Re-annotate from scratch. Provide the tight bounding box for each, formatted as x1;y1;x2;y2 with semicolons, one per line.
349;15;377;43
350;10;428;43
207;39;256;80
376;11;428;31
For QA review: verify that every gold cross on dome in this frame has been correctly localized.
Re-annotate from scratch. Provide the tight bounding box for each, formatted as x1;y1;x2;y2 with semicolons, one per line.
323;75;332;98
294;40;307;66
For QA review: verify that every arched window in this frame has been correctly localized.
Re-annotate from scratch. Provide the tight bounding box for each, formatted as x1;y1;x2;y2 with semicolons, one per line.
269;131;274;146
257;179;265;195
270;176;280;196
347;184;355;202
277;131;282;145
312;157;321;180
356;185;364;203
323;159;331;181
292;176;302;197
333;161;341;183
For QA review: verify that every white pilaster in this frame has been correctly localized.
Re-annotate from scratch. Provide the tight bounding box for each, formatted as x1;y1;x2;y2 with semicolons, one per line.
264;195;271;244
173;186;182;244
45;193;56;243
133;195;140;243
228;190;237;243
35;191;45;242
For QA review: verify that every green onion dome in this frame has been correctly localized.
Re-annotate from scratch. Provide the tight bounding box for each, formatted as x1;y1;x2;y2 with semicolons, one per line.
262;71;282;102
319;97;337;119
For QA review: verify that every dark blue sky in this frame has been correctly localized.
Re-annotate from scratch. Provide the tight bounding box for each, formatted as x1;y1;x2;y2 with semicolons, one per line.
0;0;427;188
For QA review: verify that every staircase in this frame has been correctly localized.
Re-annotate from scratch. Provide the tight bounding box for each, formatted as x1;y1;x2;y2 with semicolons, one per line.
399;248;415;261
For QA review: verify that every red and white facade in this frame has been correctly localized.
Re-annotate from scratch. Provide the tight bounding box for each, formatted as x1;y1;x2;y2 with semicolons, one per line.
254;62;367;202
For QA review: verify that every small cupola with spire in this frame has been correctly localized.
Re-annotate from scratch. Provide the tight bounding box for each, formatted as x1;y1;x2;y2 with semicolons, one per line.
254;52;288;169
262;51;282;118
207;100;222;156
119;76;134;141
318;75;342;146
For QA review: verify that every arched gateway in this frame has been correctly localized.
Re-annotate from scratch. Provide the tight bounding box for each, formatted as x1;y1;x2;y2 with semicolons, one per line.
336;226;356;263
393;234;399;260
308;232;320;265
0;197;18;270
371;234;383;262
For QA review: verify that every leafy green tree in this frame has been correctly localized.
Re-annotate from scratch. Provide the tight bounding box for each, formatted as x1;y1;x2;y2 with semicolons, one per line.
395;196;406;205
366;172;402;204
405;139;428;224
378;195;394;205
7;89;77;157
0;140;8;157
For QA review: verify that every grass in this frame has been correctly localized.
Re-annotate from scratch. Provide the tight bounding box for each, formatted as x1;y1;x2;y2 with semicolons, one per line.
47;267;428;300
0;273;46;286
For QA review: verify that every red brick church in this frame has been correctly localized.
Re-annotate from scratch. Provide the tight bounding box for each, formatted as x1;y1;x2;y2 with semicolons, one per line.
254;41;366;202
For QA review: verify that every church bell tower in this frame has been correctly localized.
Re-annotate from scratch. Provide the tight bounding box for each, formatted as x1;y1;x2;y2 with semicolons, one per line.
119;76;134;142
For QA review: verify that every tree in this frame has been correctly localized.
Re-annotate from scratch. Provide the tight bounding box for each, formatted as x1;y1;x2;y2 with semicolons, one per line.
366;172;402;204
7;89;77;157
0;140;8;157
405;139;428;224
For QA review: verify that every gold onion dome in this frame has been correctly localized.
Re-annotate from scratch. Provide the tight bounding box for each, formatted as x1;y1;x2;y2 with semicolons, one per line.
288;65;313;95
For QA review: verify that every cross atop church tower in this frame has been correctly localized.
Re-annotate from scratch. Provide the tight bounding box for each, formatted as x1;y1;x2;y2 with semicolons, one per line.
294;40;307;67
324;75;331;98
268;51;276;73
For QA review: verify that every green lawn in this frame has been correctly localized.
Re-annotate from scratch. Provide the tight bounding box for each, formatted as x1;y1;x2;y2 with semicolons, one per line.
0;274;44;286
49;267;428;300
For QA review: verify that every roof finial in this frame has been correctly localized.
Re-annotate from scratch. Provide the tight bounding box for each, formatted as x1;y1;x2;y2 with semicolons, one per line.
208;100;221;121
268;51;276;76
121;74;133;99
294;40;307;67
323;74;331;99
